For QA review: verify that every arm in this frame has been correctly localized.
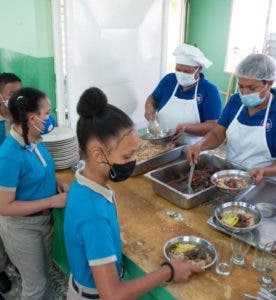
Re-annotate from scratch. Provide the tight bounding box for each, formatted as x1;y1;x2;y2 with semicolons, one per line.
187;124;226;164
145;75;171;121
173;120;217;142
92;260;201;300
0;190;67;216
144;95;158;121
250;163;276;184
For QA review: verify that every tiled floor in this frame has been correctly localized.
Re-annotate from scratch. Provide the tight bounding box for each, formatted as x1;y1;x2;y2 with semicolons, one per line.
2;262;68;300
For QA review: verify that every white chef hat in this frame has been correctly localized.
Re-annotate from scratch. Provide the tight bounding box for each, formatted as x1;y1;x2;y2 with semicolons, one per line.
173;43;213;69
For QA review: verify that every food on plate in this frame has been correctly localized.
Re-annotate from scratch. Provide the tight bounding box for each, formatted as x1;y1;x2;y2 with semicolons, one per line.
168;167;218;193
214;176;248;189
135;140;174;162
168;242;212;268
220;209;255;228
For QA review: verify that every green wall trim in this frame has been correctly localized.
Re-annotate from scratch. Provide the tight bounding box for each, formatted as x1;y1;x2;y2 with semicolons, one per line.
186;0;233;103
123;255;177;300
0;48;56;116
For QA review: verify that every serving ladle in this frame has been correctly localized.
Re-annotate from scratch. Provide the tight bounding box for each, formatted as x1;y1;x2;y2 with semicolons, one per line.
148;116;161;137
183;164;195;194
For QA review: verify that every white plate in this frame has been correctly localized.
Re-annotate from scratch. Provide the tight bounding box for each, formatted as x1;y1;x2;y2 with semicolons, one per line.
42;126;76;143
44;137;77;146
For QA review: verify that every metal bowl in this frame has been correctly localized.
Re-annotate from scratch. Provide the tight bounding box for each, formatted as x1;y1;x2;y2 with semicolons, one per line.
140;129;175;145
211;169;253;193
256;203;276;218
214;201;262;233
163;235;217;269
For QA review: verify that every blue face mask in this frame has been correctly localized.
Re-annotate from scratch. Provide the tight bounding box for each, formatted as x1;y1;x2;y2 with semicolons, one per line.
239;92;265;107
35;115;55;135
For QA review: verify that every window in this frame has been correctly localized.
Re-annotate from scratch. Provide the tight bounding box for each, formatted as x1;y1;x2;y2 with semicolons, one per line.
163;0;186;73
225;0;276;73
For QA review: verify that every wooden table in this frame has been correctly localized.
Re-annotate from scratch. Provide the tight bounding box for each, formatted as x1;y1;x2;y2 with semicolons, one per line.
56;170;268;300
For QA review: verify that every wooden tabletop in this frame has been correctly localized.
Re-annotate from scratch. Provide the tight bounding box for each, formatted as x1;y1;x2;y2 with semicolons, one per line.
57;169;270;300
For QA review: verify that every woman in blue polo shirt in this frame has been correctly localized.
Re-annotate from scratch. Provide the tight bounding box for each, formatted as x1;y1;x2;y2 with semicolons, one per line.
64;87;201;300
0;87;67;300
0;72;22;145
188;53;276;183
145;43;222;145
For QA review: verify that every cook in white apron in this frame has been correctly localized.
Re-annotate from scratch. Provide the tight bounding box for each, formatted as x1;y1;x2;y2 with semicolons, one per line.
226;94;276;177
157;82;202;145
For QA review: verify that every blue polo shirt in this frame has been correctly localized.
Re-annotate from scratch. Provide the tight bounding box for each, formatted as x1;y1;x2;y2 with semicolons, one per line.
64;170;123;288
0;120;5;145
0;129;56;200
151;73;222;122
218;89;276;157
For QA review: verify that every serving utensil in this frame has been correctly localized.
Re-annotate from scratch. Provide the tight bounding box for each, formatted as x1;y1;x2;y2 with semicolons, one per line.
147;118;161;137
183;164;195;194
140;129;175;145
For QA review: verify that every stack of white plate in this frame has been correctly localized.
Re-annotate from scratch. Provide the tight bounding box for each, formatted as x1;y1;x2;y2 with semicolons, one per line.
42;126;79;170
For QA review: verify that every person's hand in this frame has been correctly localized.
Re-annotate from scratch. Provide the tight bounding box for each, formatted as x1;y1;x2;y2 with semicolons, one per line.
50;193;67;208
249;168;265;184
172;124;187;143
187;143;202;165
170;259;203;282
144;104;156;121
57;180;69;193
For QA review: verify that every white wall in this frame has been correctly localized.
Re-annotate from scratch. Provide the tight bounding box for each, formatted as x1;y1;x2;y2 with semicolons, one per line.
64;0;165;129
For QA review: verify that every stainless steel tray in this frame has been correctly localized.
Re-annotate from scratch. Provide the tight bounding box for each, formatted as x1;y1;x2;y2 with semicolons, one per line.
132;145;187;176
208;179;276;250
145;152;245;209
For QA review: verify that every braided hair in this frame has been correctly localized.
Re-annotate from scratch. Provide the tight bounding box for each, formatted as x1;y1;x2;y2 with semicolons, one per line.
8;87;46;146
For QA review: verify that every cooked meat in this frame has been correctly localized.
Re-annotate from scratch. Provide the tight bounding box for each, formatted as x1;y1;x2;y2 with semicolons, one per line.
184;248;207;260
168;244;213;268
168;167;219;193
235;213;251;228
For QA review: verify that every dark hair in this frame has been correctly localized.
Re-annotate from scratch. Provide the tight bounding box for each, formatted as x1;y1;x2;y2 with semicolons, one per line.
0;73;22;92
9;87;46;146
77;87;134;153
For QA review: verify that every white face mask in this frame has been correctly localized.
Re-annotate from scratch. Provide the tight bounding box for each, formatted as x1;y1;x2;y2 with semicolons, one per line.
175;68;199;87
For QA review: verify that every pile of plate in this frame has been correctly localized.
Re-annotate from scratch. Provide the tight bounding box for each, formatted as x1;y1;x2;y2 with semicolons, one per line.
42;126;79;170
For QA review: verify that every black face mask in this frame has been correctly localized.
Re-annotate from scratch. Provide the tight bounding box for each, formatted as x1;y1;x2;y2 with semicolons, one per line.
100;148;136;182
109;160;136;182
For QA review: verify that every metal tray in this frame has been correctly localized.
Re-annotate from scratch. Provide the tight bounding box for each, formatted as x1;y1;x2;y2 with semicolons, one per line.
132;145;187;176
208;179;276;250
145;152;245;209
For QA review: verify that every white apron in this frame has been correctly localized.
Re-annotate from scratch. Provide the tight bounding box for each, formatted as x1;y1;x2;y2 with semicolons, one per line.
157;82;202;145
226;94;275;173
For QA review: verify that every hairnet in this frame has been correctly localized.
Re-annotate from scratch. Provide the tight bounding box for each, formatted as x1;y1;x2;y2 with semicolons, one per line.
236;53;276;81
173;43;212;68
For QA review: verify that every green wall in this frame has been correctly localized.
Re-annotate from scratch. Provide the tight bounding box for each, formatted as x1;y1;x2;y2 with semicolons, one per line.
185;0;233;103
0;0;56;115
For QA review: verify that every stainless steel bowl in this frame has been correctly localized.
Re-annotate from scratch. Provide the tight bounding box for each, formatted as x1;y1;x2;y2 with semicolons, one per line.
214;201;262;233
211;169;253;193
163;235;217;269
140;129;175;145
256;202;276;218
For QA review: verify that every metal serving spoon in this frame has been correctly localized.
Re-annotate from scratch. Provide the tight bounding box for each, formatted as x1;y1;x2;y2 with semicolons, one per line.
183;164;195;194
147;112;162;137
